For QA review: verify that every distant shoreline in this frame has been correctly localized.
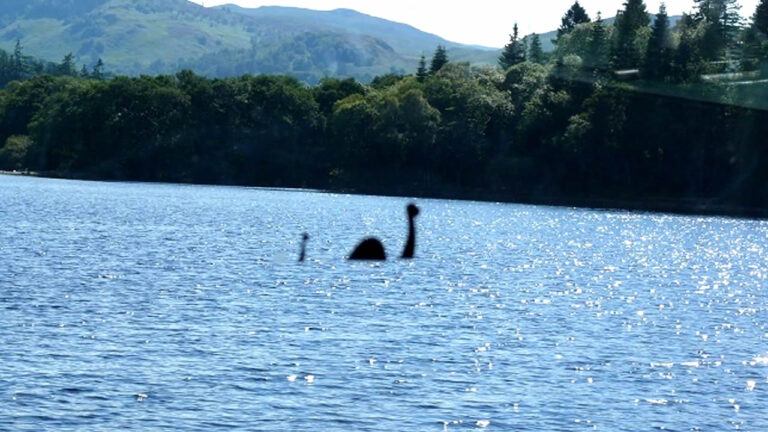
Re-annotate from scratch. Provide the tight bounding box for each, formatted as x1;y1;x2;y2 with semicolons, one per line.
0;170;35;176
3;170;766;220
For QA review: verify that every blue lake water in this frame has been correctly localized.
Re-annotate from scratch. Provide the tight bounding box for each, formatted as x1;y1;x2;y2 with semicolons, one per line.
1;173;768;431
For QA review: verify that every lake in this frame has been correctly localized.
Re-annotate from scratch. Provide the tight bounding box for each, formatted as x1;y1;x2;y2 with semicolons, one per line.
1;173;767;431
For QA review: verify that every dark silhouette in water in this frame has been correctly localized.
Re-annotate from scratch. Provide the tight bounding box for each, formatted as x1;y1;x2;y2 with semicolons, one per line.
349;203;420;261
401;204;419;258
298;233;309;262
349;238;387;260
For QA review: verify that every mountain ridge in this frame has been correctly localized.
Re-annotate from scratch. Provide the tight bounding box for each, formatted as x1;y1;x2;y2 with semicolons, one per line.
212;4;499;54
0;0;499;83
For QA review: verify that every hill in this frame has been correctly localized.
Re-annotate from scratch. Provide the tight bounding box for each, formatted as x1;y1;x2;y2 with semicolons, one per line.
215;5;500;67
0;0;499;83
215;5;463;56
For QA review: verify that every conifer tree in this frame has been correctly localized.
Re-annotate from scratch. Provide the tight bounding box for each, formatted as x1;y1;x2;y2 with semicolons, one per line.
755;0;768;35
671;14;704;81
417;55;428;81
694;0;742;60
429;45;449;74
644;4;672;79
745;0;768;73
499;23;527;69
556;1;591;43
587;12;610;69
12;39;23;78
612;0;650;69
92;58;105;80
0;50;10;86
529;33;545;64
58;53;77;76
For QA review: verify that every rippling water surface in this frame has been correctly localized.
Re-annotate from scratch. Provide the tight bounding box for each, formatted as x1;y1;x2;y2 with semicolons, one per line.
2;174;768;431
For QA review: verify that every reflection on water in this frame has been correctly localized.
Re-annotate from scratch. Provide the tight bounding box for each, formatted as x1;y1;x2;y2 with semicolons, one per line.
1;174;767;431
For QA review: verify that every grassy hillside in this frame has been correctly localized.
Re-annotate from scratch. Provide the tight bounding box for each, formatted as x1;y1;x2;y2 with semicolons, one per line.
0;0;499;82
0;0;257;73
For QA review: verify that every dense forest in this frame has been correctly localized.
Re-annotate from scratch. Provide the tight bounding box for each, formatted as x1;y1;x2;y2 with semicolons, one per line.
2;0;768;216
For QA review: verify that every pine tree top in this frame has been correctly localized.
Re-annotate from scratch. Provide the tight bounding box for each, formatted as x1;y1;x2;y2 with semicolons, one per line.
754;0;768;34
429;45;449;74
557;1;592;40
499;23;526;70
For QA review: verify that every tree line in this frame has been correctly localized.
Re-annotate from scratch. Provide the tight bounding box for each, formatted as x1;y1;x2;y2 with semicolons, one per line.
1;41;108;88
1;0;768;216
501;0;768;82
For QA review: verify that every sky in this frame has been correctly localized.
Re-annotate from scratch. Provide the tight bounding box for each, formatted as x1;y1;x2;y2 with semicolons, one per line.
188;0;760;48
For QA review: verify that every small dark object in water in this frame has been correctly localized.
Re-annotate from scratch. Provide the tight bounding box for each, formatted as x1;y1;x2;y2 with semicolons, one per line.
298;233;309;262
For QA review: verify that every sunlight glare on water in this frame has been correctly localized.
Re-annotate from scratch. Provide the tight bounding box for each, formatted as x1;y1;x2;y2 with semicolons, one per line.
1;174;767;431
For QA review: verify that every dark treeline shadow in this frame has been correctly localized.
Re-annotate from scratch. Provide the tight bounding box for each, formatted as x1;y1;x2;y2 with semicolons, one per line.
1;63;767;217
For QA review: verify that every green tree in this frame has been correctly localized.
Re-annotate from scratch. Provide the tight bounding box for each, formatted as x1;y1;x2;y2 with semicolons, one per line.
331;82;441;183
395;88;442;168
499;23;527;69
554;20;612;68
423;63;514;186
644;4;672;79
0;135;32;170
0;75;73;151
556;1;591;43
226;75;320;185
331;93;378;175
92;58;105;80
528;33;545;64
586;12;610;69
313;77;366;117
755;0;768;35
430;45;449;74
0;50;10;86
370;74;407;90
57;53;77;76
503;61;549;112
694;0;742;61
743;0;768;73
12;40;23;78
671;14;705;82
417;55;428;82
612;0;650;69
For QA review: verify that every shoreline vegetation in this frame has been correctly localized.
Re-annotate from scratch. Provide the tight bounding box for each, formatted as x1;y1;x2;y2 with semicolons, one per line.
2;0;768;219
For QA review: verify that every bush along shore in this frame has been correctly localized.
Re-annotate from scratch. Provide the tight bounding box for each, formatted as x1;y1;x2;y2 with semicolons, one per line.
2;0;768;217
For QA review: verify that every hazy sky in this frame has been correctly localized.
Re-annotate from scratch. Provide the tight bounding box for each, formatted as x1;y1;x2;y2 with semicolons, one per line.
189;0;760;47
